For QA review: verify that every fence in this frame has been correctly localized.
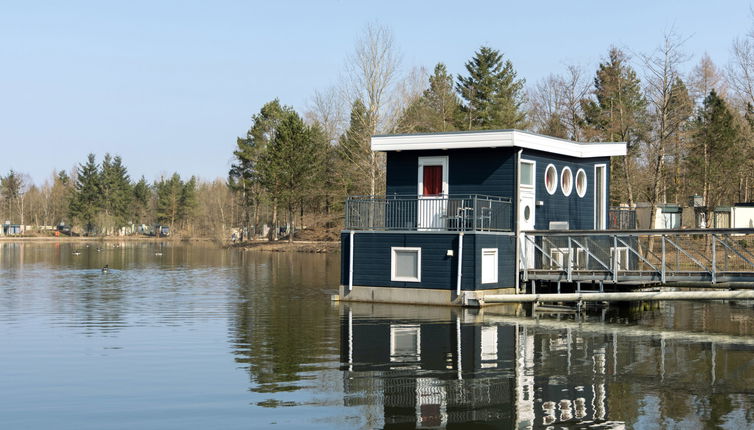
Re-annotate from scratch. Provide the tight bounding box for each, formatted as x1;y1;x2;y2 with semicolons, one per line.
345;194;513;232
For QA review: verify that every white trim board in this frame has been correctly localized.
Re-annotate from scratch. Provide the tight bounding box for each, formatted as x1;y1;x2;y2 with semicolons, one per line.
372;129;626;158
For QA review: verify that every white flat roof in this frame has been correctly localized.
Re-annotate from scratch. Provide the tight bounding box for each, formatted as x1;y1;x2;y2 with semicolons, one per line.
371;129;626;158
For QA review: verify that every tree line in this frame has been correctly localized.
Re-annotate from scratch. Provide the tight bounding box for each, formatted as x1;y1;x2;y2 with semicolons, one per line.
6;22;754;238
0;153;238;238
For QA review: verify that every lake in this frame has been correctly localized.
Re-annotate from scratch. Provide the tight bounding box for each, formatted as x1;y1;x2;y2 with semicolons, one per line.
1;242;753;429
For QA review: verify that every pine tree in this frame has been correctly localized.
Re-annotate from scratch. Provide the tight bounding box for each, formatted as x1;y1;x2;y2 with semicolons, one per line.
457;46;527;130
582;47;648;205
179;176;198;229
131;176;151;224
687;90;741;222
397;63;463;133
155;173;183;231
257;111;325;242
100;154;133;229
229;99;294;237
1;170;23;223
69;154;101;233
337;99;375;196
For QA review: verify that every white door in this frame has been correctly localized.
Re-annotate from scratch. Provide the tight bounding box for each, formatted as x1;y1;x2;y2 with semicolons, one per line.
417;156;448;230
519;160;536;268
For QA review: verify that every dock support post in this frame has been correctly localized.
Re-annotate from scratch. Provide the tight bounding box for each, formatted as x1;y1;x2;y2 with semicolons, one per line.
456;232;464;297
348;231;355;292
557;281;561;294
711;234;717;284
612;235;618;283
661;235;666;285
567;236;573;282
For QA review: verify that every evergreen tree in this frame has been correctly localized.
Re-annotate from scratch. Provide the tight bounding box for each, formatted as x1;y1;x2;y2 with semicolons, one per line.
131;176;151;223
337;99;375;196
257;111;325;242
69;154;101;233
179;176;198;228
686;90;741;223
155;173;183;231
582;47;648;205
1;170;23;223
457;46;527;130
229;99;294;237
396;63;463;133
100;154;133;228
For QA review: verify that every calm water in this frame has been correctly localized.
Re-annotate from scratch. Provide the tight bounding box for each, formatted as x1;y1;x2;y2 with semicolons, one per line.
1;242;753;429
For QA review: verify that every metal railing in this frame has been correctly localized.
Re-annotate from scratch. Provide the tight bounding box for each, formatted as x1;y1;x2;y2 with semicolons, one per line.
521;228;754;286
345;194;513;232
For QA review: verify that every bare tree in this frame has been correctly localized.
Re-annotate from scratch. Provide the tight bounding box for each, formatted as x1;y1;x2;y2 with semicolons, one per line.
729;31;754;106
342;23;402;196
528;65;590;141
691;54;727;106
640;31;693;231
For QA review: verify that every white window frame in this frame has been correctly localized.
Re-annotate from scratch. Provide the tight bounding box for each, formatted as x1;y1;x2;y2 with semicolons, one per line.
390;324;421;363
575;168;587;198
481;248;498;284
417;156;449;196
544;164;557;195
519;159;536;189
391;247;422;282
594;164;607;229
561;166;573;196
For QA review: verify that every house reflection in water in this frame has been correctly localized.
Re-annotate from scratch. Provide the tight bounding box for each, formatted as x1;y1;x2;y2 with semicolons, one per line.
340;303;625;429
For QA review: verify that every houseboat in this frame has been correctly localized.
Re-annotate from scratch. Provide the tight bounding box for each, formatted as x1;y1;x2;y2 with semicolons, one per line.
339;129;627;306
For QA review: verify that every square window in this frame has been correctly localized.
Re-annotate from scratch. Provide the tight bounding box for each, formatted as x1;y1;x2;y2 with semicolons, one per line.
392;247;421;282
481;248;498;284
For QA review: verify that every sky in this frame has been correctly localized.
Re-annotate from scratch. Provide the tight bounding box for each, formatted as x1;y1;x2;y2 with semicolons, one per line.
1;0;752;184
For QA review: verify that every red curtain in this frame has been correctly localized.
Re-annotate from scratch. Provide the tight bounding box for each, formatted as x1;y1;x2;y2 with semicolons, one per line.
423;166;443;195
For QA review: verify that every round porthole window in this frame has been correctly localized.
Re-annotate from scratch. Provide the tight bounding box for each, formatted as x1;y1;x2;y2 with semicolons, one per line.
576;169;587;198
524;205;531;221
561;167;573;196
544;164;557;195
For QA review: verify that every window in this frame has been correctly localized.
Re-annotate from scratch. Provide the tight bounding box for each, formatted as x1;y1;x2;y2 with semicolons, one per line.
519;160;534;187
561;167;573;196
481;248;498;284
390;324;421;363
575;169;587;198
544;164;557;195
391;247;421;282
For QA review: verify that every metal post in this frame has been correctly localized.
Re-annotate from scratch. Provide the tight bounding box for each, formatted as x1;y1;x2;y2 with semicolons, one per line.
348;231;355;292
661;235;666;284
567;236;573;282
711;234;717;284
456;232;464;297
612;235;618;283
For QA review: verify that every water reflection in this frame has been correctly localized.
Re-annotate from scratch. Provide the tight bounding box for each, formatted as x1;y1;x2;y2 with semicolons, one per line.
340;303;754;429
2;242;754;429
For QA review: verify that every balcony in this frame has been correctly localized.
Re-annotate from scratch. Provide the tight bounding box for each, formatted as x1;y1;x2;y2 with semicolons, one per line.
344;194;513;232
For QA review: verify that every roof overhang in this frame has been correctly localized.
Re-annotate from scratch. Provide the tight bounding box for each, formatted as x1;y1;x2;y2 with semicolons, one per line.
371;129;626;158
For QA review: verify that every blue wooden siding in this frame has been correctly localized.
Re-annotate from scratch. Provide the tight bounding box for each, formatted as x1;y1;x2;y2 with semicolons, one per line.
475;234;516;288
341;319;516;372
340;232;515;291
386;148;516;198
521;149;611;231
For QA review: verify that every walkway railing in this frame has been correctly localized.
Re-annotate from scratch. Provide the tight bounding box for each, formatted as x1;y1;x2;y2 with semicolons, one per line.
345;194;513;232
521;228;754;286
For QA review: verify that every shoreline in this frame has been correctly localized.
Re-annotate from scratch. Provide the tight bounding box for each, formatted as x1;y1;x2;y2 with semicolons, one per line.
0;236;341;253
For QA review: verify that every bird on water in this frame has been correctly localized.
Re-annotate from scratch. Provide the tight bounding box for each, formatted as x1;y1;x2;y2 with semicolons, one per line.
102;265;109;273
73;250;81;256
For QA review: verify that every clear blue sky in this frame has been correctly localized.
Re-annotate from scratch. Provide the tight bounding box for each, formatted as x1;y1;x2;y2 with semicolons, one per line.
1;0;750;184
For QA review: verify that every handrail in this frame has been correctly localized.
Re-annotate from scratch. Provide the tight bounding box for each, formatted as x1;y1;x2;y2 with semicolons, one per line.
344;194;513;232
